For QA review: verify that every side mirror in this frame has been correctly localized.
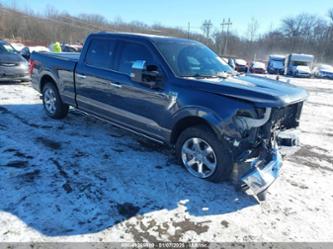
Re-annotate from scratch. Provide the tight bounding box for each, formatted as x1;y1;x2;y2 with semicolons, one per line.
20;47;31;61
130;60;162;88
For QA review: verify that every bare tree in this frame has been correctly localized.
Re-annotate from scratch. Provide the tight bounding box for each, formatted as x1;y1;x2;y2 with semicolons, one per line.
246;17;259;42
328;8;333;23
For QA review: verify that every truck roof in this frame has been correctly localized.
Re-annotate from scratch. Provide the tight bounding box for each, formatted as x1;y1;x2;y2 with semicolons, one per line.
93;32;197;43
289;53;314;62
269;54;286;60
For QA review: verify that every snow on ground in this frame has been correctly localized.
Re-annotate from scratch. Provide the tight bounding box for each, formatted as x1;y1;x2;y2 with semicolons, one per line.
0;77;332;242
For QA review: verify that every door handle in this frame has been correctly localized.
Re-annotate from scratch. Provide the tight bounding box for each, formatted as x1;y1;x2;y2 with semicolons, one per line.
76;73;86;79
110;82;122;88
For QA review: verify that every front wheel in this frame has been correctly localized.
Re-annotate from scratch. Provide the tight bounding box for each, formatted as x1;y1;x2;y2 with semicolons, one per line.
175;125;233;182
42;82;69;119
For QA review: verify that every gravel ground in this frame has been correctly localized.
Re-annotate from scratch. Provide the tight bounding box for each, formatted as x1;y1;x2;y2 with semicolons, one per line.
0;77;332;242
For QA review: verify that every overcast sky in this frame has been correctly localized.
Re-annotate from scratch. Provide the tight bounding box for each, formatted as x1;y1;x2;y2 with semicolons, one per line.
7;0;333;36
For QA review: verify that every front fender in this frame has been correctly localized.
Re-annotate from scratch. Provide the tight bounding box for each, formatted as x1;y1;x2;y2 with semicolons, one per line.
170;106;224;138
170;96;255;143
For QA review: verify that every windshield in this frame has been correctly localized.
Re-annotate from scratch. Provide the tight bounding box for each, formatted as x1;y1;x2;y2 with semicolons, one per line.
153;39;233;77
292;61;309;66
270;59;284;68
0;42;17;54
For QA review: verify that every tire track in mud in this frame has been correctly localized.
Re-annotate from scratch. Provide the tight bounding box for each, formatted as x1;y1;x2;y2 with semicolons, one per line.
123;217;211;242
51;158;73;193
287;145;333;173
0;106;52;129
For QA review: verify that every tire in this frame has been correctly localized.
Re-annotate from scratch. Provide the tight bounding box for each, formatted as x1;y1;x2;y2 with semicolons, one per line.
175;125;233;183
42;82;69;119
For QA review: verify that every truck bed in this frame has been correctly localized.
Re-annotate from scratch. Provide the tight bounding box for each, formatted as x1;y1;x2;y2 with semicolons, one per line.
31;52;80;107
39;52;81;62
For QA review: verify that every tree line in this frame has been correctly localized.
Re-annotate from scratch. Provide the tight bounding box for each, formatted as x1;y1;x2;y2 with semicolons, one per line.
0;2;332;63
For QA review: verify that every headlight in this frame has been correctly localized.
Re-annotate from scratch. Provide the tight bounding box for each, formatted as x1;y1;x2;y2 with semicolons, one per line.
235;108;272;130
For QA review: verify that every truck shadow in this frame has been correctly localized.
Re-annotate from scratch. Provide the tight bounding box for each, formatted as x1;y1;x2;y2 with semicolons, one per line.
0;103;257;237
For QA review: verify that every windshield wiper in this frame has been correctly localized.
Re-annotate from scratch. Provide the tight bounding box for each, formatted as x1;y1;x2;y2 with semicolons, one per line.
180;74;219;79
181;71;237;79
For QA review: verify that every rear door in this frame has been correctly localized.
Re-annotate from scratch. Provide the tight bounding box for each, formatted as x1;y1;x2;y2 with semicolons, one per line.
75;37;122;119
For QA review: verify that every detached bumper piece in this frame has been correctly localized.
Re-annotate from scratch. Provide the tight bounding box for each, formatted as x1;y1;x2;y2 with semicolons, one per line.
241;147;282;197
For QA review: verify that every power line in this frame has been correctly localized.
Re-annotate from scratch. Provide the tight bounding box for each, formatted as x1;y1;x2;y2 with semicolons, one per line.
221;18;232;55
202;20;213;38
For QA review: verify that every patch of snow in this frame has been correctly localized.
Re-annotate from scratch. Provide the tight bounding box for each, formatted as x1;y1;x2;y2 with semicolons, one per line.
0;78;332;242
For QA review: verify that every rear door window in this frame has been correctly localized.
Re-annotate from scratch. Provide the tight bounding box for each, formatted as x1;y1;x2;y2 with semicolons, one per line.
116;42;154;75
85;39;116;69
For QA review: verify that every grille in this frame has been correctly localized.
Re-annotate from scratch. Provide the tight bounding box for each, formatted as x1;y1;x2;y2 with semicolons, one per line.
271;102;303;130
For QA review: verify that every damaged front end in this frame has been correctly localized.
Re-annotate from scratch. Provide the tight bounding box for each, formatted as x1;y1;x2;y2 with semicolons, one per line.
229;101;304;200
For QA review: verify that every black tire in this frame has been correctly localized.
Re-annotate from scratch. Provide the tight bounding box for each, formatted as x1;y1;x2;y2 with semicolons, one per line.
175;125;233;183
42;82;69;119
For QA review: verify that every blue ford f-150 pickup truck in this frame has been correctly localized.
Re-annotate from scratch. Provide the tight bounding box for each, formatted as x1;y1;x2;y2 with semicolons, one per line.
30;32;308;200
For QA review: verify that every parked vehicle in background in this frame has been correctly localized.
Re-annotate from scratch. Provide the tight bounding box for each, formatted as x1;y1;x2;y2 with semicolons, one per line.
249;61;266;74
30;32;308;200
234;59;248;73
227;58;236;69
286;54;314;78
267;55;285;75
312;64;333;80
62;44;83;53
29;46;50;53
0;40;30;82
20;46;50;61
10;42;25;52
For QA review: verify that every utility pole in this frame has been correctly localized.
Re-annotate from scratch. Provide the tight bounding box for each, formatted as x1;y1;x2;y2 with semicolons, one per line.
221;18;232;56
187;22;190;39
201;20;213;39
220;18;226;55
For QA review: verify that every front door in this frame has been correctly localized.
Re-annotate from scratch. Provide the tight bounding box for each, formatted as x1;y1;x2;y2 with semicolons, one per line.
109;40;173;140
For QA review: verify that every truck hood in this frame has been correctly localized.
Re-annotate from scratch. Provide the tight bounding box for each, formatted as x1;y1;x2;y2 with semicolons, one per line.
189;75;308;108
0;52;26;64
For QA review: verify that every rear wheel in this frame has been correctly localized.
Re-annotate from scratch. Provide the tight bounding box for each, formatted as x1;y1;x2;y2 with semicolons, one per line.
175;125;233;182
42;82;69;119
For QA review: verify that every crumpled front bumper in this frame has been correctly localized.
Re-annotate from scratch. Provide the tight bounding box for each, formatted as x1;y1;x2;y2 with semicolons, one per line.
241;146;282;195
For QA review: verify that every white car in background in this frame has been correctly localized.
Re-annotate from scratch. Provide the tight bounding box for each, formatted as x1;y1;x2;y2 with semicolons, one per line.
234;58;248;73
313;64;333;80
20;46;50;61
10;42;25;52
249;61;266;74
28;46;50;53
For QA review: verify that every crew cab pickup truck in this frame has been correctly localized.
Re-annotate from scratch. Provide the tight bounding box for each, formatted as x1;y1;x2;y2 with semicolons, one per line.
30;32;308;200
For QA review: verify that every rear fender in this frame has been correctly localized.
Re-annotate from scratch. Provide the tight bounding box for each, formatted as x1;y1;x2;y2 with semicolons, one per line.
39;70;60;92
